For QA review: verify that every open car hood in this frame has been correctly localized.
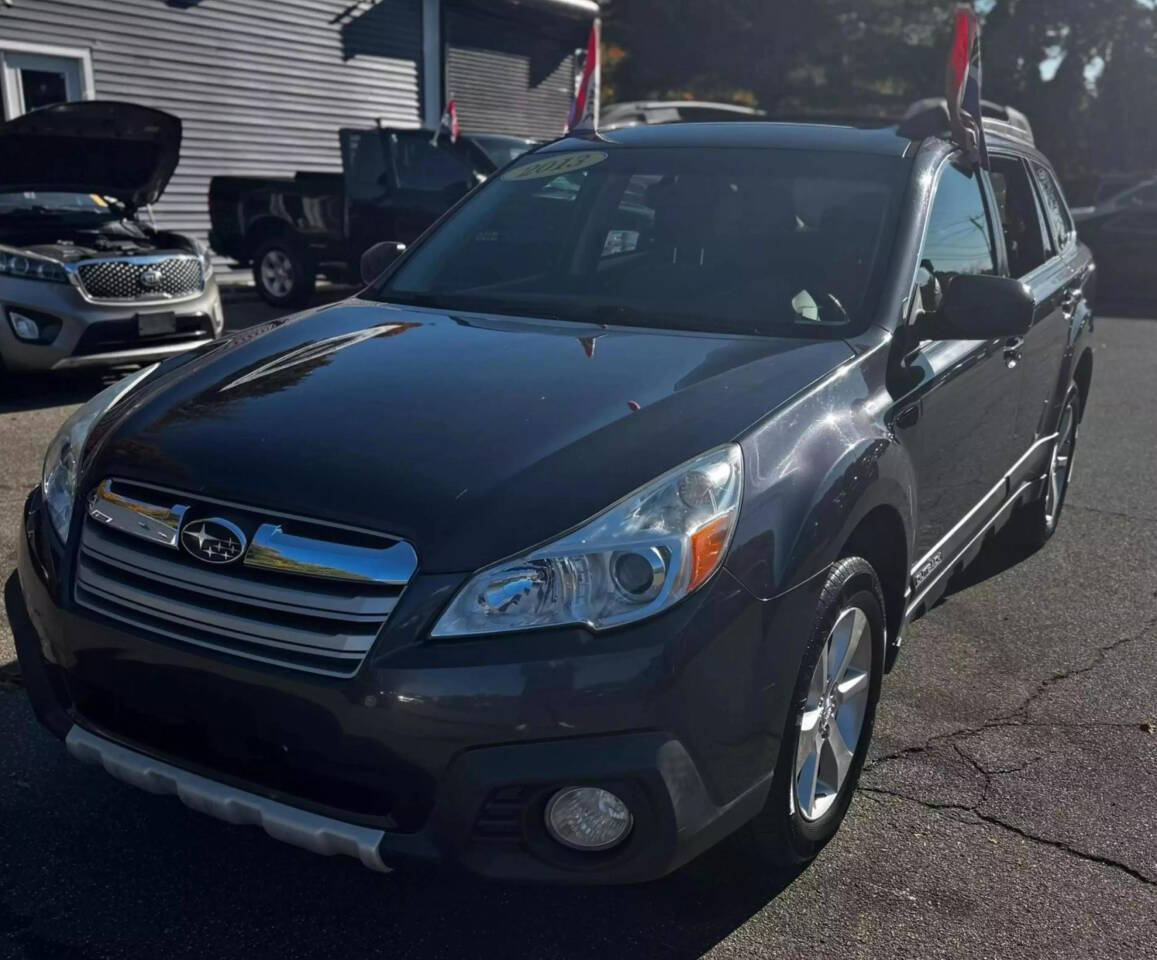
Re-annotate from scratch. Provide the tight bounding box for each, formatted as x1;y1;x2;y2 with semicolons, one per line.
0;101;181;211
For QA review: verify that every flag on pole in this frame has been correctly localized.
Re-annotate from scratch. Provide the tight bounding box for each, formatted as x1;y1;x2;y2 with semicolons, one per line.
431;98;459;146
567;21;600;133
945;4;989;168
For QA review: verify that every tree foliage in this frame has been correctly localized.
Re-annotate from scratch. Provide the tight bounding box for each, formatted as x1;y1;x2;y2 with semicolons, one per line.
602;0;1157;186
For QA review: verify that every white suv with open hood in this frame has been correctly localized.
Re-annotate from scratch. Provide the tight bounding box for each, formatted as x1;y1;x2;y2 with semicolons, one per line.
0;101;222;373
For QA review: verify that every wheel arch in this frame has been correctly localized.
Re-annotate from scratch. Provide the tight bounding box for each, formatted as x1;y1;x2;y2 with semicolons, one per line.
243;216;300;261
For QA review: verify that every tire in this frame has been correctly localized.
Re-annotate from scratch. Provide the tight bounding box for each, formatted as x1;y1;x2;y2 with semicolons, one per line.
1007;385;1080;549
252;237;316;308
747;557;886;868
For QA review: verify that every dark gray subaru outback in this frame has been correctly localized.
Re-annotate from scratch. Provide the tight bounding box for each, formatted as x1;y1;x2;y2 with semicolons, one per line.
12;106;1093;883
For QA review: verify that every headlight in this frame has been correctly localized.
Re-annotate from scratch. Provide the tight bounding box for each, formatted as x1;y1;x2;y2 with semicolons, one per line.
41;364;158;542
193;238;215;280
431;444;743;637
0;246;69;284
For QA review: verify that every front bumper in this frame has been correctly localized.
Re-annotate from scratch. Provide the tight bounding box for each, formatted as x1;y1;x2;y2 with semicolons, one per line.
12;488;822;883
0;273;223;372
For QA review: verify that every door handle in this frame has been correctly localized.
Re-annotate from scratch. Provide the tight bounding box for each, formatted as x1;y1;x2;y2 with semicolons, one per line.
1004;335;1024;368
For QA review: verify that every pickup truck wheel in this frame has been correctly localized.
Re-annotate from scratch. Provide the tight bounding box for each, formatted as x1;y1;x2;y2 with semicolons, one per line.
747;557;885;868
1007;386;1079;549
253;239;316;308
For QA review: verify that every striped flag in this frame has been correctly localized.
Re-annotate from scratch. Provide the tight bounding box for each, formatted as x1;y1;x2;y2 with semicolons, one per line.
946;4;989;168
567;21;600;133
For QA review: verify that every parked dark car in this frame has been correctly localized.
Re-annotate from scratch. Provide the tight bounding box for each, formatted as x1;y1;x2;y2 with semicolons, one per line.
1071;177;1157;301
209;127;535;307
12;110;1094;884
0;101;222;374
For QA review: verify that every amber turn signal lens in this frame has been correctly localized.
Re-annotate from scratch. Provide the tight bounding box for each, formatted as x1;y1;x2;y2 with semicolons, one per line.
688;511;734;591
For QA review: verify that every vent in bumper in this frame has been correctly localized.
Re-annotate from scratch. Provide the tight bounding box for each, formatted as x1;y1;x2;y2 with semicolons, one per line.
74;482;416;677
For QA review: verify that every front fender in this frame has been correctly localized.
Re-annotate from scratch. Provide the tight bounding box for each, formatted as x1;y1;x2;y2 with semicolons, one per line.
726;348;916;601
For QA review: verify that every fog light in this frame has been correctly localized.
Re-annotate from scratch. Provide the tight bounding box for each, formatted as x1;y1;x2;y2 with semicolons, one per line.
9;310;41;342
545;787;633;851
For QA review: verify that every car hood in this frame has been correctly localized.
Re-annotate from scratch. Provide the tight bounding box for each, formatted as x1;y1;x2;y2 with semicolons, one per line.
92;301;854;572
0;101;181;211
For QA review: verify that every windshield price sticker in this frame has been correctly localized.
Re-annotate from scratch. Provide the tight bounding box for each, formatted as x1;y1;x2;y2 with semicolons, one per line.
502;152;609;182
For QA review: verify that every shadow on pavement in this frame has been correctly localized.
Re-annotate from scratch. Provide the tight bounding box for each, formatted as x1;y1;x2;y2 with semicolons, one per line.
941;522;1039;599
0;370;117;415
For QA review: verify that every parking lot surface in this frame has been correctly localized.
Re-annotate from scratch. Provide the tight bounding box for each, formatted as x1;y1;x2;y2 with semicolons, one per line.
1;296;1154;959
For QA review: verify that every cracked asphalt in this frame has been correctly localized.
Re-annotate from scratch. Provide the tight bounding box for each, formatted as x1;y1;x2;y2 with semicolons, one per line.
0;301;1154;959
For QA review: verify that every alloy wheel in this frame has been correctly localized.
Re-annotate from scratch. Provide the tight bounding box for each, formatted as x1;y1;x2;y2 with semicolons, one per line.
794;606;873;821
1045;396;1078;526
260;249;295;299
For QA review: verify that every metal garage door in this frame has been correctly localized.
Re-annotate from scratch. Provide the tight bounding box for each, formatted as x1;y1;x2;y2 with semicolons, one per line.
445;2;585;140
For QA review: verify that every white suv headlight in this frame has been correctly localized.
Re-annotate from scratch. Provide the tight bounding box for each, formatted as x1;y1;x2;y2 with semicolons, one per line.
41;364;158;542
432;444;743;638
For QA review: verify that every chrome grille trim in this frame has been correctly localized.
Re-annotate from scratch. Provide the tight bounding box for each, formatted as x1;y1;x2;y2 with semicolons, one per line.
75;480;417;678
87;479;188;548
70;254;205;304
245;523;418;585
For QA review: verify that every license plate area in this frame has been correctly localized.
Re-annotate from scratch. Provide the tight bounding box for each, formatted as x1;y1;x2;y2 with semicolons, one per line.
137;311;177;338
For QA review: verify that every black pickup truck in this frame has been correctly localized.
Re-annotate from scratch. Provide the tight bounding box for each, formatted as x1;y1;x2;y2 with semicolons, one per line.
209;127;535;306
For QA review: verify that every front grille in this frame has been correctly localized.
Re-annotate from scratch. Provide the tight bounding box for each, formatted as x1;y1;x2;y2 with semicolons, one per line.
77;256;204;301
74;480;416;678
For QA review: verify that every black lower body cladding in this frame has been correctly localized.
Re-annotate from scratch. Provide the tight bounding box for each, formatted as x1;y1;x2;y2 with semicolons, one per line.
14;488;827;883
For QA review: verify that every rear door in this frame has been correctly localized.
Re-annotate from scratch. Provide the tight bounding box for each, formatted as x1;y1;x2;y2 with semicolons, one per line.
892;158;1024;567
986;154;1071;453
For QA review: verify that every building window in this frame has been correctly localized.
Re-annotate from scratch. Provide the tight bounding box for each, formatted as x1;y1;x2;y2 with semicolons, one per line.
0;43;94;120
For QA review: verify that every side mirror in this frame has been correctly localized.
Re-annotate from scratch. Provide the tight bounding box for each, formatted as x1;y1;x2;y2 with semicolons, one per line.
360;241;406;285
922;274;1034;340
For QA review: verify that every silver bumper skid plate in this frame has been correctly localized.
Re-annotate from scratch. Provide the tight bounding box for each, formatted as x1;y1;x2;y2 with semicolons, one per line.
66;725;391;872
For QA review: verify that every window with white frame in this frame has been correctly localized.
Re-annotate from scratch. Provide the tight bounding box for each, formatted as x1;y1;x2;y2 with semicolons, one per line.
0;42;94;120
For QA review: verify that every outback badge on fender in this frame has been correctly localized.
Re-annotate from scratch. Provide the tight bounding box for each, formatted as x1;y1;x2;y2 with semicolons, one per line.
181;518;247;564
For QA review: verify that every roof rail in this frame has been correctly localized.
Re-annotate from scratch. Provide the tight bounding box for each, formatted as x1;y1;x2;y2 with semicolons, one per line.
898;97;1034;146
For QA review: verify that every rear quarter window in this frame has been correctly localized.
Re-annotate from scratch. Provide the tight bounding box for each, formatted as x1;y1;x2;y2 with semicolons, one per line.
1030;161;1075;251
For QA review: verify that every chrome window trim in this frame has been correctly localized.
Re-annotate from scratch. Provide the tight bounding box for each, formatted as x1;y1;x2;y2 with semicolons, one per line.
66;252;206;306
65;725;392;872
87;478;188;549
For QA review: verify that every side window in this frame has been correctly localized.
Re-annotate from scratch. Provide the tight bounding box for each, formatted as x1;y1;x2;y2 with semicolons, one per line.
341;130;388;202
601;174;659;259
391;134;472;190
988;156;1049;277
1030;161;1074;251
921;161;996;282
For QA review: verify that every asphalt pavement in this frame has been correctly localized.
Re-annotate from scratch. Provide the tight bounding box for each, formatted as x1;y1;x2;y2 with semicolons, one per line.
0;296;1154;959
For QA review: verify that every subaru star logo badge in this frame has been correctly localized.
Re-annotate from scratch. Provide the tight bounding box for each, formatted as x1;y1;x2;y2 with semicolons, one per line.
181;518;247;564
140;266;164;289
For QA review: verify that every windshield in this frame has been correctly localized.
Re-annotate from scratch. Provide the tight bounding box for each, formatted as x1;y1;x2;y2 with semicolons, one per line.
0;191;120;220
372;146;910;337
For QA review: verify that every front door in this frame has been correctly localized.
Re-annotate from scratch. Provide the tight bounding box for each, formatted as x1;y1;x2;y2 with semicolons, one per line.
891;159;1023;571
